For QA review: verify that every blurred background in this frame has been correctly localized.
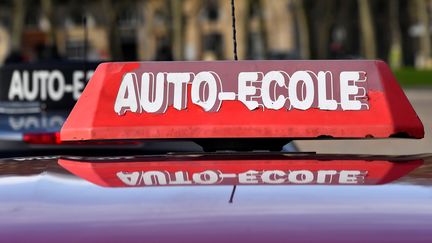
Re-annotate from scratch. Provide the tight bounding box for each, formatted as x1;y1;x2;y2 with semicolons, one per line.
0;0;430;155
1;0;432;86
0;0;431;68
2;0;432;81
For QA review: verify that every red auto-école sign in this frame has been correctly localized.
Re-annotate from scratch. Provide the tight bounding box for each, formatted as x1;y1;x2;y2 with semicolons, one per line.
61;60;423;141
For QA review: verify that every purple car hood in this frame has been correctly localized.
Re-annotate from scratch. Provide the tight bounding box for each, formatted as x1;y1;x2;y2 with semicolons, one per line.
0;153;431;243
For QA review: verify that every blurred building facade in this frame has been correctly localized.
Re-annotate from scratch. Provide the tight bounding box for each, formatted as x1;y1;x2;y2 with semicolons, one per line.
0;0;432;68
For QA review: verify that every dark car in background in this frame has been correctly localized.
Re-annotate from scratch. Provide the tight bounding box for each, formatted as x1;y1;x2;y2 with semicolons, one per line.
0;62;97;148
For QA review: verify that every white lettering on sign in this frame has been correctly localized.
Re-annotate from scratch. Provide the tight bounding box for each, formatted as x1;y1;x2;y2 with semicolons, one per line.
114;73;139;114
238;72;261;110
340;71;368;110
261;71;286;110
8;70;93;101
191;71;222;112
114;70;369;115
289;71;315;110
116;169;368;186
167;73;192;110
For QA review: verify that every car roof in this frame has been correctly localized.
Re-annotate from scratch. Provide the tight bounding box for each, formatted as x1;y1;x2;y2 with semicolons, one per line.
0;153;431;242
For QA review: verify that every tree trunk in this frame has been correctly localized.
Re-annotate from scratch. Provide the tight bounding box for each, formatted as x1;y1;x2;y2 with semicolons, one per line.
388;0;403;68
183;0;201;60
102;0;122;60
262;0;296;58
11;0;25;51
293;0;310;59
171;0;183;60
315;0;334;59
236;0;249;60
415;0;431;68
358;0;376;59
257;0;269;58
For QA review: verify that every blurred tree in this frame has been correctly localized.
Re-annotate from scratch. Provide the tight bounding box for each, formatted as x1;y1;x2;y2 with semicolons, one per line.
255;0;269;58
246;0;267;59
399;0;416;66
415;0;432;68
183;0;201;60
358;0;376;59
333;0;357;59
261;0;296;58
235;0;249;60
102;0;123;60
41;0;57;46
388;0;403;68
171;0;183;60
314;0;335;59
11;0;25;51
293;0;310;59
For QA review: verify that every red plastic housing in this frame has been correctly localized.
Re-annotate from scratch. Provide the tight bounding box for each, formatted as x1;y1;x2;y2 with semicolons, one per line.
60;60;424;141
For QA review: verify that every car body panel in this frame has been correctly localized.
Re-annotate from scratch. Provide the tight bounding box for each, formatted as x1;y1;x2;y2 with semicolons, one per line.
0;153;431;242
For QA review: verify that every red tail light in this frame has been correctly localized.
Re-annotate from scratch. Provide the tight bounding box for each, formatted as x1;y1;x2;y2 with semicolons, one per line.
23;132;61;145
23;132;140;145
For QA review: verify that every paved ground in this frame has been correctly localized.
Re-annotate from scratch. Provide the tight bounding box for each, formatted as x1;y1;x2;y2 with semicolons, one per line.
295;88;432;155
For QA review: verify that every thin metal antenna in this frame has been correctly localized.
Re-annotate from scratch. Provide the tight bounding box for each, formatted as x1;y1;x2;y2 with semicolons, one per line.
229;185;237;203
231;0;238;60
229;0;238;204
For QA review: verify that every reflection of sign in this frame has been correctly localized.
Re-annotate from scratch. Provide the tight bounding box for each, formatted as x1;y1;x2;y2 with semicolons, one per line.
115;70;368;115
0;63;98;109
58;156;422;187
115;169;367;186
8;114;65;131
